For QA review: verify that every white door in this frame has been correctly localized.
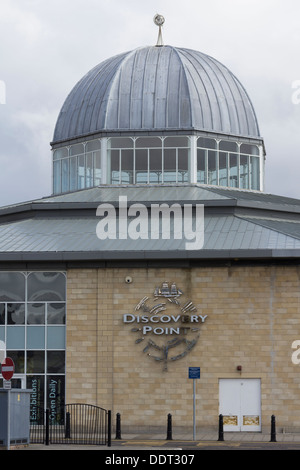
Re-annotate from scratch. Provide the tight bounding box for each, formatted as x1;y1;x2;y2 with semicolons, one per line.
219;379;261;432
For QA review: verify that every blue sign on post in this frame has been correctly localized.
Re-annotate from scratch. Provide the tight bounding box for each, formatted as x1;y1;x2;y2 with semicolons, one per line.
188;367;201;379
189;367;201;440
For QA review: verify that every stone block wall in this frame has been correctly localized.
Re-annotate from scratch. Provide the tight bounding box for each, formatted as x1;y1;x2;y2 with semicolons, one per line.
66;264;300;432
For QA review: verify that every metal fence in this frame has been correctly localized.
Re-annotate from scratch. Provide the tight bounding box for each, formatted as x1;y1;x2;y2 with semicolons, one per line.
30;404;111;446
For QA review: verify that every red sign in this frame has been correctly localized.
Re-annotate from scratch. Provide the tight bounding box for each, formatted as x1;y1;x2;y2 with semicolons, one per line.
1;357;14;381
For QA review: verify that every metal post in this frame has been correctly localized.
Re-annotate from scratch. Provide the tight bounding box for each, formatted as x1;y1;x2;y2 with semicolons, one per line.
270;415;276;442
6;390;10;450
193;379;196;440
107;410;112;447
218;414;224;441
65;411;71;438
166;413;172;440
115;413;121;439
45;409;50;446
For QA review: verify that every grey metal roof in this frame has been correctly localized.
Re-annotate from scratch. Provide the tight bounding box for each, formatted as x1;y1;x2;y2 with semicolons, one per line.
0;185;300;261
36;184;230;204
2;184;300;218
0;214;300;258
53;46;260;144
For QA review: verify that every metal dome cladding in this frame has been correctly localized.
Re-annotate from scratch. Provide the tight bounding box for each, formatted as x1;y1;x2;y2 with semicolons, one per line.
53;45;260;143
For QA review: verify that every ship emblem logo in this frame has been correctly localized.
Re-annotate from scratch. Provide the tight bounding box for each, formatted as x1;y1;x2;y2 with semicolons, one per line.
123;282;207;371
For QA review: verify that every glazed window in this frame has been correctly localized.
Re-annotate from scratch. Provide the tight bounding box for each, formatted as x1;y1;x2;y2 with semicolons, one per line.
108;136;189;185
52;135;261;192
197;137;262;190
0;271;66;419
53;140;101;194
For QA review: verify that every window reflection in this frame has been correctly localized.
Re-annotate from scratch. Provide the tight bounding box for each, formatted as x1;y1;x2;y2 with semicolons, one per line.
27;303;45;325
250;157;260;190
164;148;176;183
178;149;189;183
53;135;261;193
6;350;24;373
240;155;249;189
219;152;227;186
197;137;261;190
208;150;217;185
149;148;162;183
0;272;66;413
108;136;190;185
47;303;65;325
197;148;206;184
47;351;65;374
0;272;25;301
28;272;65;302
0;304;5;325
135;149;148;183
27;351;45;373
229;153;238;187
121;149;134;184
7;303;25;325
53;139;101;194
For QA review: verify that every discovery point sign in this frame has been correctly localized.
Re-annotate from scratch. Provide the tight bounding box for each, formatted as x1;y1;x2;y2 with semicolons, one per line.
123;282;207;371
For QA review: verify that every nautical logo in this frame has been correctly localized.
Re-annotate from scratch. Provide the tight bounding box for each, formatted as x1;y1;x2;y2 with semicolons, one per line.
123;282;207;371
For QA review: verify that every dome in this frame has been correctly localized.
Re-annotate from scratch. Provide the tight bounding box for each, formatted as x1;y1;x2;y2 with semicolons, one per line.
51;44;264;196
52;45;260;143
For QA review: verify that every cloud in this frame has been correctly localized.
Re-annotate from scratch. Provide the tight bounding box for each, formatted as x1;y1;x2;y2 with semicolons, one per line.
0;0;300;205
1;0;43;44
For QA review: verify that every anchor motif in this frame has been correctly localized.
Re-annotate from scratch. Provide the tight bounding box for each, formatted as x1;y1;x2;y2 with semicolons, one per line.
125;282;207;371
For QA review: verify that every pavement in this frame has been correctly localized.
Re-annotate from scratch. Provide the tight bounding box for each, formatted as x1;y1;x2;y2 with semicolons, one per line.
10;430;300;451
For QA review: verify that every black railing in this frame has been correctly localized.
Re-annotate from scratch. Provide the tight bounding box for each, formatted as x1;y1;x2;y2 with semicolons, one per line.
30;404;111;446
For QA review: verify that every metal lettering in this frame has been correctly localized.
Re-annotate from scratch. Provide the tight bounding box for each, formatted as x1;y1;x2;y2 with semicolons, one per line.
123;314;206;324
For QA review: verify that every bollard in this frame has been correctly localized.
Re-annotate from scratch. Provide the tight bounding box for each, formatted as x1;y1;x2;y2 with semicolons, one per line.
218;414;224;441
270;414;276;442
166;413;173;440
115;413;122;439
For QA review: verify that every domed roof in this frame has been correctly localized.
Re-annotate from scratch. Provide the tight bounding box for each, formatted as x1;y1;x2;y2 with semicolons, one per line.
52;45;260;143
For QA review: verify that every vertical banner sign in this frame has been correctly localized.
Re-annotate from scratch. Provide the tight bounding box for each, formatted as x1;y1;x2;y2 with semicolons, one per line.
28;376;45;425
189;367;200;440
47;376;65;425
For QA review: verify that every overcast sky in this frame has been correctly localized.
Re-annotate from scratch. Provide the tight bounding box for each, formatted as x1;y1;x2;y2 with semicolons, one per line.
1;0;300;206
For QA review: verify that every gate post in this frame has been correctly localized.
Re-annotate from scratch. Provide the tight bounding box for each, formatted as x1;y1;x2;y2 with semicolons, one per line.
107;410;112;447
45;409;50;446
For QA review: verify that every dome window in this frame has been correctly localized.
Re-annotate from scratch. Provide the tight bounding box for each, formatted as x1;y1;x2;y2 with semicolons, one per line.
197;138;262;190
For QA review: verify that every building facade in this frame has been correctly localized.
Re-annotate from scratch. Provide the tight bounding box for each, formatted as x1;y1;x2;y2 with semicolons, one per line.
1;20;300;433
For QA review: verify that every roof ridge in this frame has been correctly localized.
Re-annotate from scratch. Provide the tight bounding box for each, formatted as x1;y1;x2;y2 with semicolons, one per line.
236;214;300;241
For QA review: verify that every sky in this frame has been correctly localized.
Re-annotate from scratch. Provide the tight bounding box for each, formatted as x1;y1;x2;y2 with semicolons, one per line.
0;0;300;206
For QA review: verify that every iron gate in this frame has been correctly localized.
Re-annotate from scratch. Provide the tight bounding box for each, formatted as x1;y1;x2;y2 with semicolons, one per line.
30;404;111;446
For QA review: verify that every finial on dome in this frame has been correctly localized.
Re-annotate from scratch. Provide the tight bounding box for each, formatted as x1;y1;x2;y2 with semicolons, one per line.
153;14;165;46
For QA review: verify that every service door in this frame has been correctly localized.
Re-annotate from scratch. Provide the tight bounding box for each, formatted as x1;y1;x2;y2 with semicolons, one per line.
219;379;261;432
